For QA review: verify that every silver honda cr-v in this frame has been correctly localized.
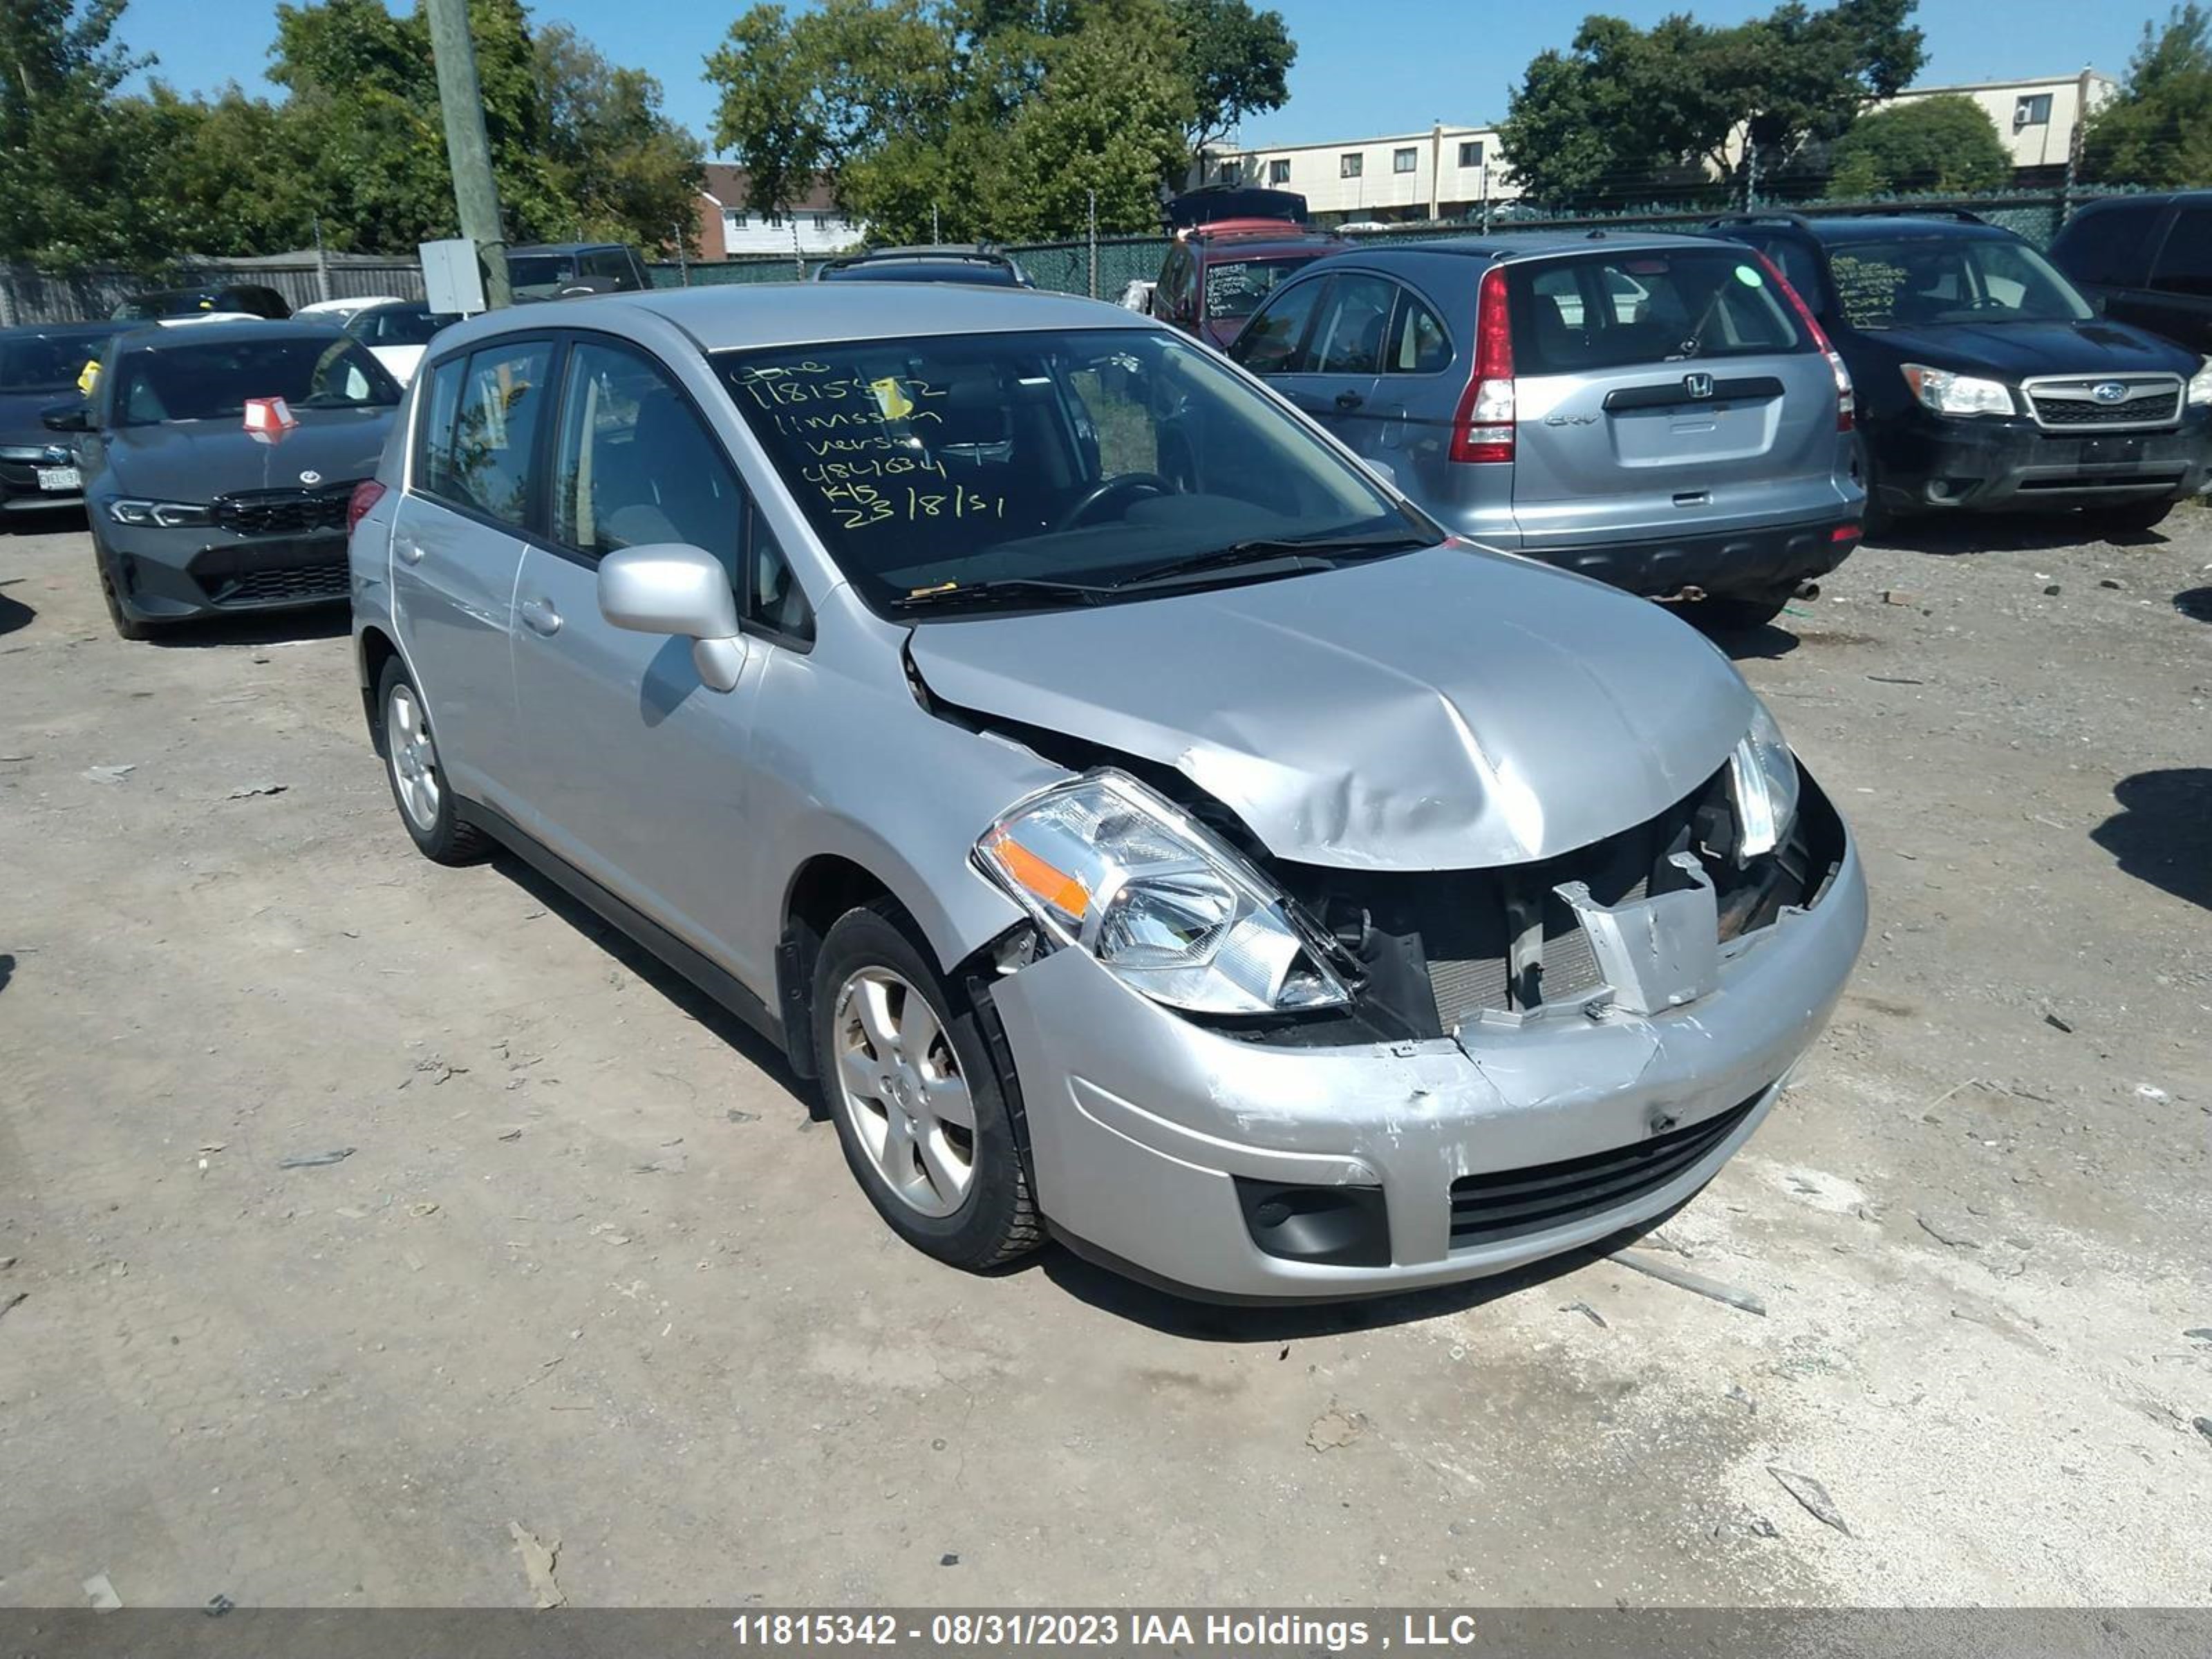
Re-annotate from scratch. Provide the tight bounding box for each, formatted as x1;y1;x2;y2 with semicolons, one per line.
348;283;1866;1302
1228;232;1866;630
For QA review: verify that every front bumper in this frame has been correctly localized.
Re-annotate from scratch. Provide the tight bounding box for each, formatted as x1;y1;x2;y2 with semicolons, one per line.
100;518;353;621
1874;407;2212;514
989;818;1866;1301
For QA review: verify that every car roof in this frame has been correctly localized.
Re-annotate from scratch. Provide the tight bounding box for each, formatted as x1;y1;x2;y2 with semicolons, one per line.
114;319;350;350
2069;189;2212;213
1326;228;1730;263
428;283;1153;357
0;319;127;339
509;242;624;255
1728;215;2022;244
832;244;1011;263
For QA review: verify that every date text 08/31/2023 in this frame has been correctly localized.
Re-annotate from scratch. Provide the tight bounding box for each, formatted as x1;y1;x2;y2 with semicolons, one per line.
728;1613;1491;1650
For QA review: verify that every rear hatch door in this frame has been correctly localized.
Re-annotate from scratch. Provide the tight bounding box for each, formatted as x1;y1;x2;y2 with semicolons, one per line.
1504;247;1850;550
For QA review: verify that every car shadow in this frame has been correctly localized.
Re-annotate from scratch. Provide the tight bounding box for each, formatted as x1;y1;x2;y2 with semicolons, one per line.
0;585;32;639
146;603;351;649
1034;1207;1694;1340
0;953;14;995
2090;769;2212;912
487;852;816;1110
1871;514;2171;558
0;505;87;538
1682;615;1801;660
2174;586;2212;624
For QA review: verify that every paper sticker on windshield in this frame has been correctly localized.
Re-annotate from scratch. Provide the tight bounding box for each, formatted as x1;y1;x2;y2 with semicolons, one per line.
1734;264;1764;288
870;377;915;421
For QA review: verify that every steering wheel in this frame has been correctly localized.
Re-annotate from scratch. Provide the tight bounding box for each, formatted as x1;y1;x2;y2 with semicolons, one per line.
1056;472;1175;533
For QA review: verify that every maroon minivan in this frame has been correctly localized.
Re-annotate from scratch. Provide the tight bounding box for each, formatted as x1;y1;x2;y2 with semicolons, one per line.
1151;221;1347;350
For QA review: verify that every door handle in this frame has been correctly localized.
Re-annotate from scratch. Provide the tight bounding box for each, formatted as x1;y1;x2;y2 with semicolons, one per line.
520;597;561;637
396;539;424;565
1334;390;1365;411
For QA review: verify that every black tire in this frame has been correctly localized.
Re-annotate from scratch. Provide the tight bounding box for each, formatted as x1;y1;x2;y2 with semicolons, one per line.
1850;431;1890;537
1693;591;1792;632
2094;499;2173;534
375;655;489;865
91;536;156;641
812;902;1042;1272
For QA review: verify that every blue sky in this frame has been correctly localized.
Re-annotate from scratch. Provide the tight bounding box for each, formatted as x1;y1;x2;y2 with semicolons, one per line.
117;0;2158;152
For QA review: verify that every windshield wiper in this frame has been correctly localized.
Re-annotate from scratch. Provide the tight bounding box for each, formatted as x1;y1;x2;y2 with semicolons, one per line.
1110;530;1432;590
891;576;1109;613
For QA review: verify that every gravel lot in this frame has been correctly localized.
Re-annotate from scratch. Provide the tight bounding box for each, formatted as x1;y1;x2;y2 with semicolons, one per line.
2;508;2208;1609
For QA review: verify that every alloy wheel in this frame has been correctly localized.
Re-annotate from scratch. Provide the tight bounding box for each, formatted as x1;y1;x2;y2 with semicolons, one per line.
829;967;977;1219
386;681;442;832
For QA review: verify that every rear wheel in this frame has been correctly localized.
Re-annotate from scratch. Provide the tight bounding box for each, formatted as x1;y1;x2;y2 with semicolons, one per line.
1692;591;1792;632
812;903;1041;1272
2093;498;2173;535
377;657;488;865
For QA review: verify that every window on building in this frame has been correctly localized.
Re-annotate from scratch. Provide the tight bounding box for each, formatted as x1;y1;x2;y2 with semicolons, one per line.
1340;153;1363;179
1459;140;1485;167
814;214;830;229
1393;147;1417;174
726;211;749;230
1269;158;1291;185
2015;93;2052;126
1219;162;1243;185
765;212;783;228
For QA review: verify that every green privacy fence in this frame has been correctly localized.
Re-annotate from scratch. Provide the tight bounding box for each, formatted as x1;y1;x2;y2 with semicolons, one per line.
646;186;2106;300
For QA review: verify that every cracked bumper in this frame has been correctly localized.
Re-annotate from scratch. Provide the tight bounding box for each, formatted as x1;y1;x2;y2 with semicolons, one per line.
990;825;1866;1301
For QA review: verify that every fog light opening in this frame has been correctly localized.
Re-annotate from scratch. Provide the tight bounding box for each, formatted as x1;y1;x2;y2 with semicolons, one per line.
1233;1177;1391;1268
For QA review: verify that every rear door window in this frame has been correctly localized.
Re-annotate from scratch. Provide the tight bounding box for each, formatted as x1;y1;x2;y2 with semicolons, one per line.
420;340;556;529
1231;277;1328;375
2151;207;2212;297
1304;274;1396;375
1384;288;1452;373
1508;249;1804;373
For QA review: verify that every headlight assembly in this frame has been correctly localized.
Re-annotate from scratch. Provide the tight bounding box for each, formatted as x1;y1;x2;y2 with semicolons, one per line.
974;771;1349;1015
1727;699;1801;862
1901;363;2014;418
2189;357;2212;407
108;498;210;528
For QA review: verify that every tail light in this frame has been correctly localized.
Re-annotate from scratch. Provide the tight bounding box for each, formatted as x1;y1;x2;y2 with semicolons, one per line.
346;478;387;536
1450;263;1515;464
1753;251;1853;433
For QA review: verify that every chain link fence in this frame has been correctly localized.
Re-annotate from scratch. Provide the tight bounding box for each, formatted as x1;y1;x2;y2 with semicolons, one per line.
0;187;2117;324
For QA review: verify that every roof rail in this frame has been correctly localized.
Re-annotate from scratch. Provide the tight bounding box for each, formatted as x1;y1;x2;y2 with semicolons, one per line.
1705;212;1815;230
1849;206;1987;223
1707;206;1989;229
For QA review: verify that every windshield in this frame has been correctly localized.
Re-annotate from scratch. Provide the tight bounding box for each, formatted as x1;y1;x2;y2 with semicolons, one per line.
360;306;461;346
111;337;400;425
0;331;114;393
507;255;575;289
1203;254;1318;321
1827;236;2094;328
718;327;1430;616
1511;248;1805;371
824;262;1022;286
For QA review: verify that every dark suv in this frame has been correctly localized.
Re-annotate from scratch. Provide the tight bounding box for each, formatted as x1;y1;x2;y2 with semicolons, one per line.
113;283;291;321
2048;191;2212;354
1152;220;1346;350
506;243;652;301
1712;211;2212;532
814;245;1033;287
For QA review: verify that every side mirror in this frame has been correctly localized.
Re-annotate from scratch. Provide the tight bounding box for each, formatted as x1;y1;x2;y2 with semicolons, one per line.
597;543;745;691
42;402;93;433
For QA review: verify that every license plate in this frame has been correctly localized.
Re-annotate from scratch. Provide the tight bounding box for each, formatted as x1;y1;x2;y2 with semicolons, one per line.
35;465;80;491
2081;436;2144;463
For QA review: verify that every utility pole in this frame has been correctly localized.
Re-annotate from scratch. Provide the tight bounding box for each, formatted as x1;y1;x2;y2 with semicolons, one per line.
1087;189;1098;299
426;0;512;309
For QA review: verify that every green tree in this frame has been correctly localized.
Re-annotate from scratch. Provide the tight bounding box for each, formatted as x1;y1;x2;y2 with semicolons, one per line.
2081;3;2212;186
1496;0;1926;207
534;25;703;251
121;84;322;256
708;0;1267;241
1825;94;2011;195
0;0;153;267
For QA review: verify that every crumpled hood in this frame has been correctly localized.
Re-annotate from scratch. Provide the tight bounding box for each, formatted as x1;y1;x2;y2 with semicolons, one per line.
104;406;395;500
1866;319;2195;379
908;545;1754;871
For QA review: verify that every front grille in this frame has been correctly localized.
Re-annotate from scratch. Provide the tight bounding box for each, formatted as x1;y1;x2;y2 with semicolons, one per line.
212;483;358;536
2024;375;2183;432
187;538;350;607
1447;1094;1759;1249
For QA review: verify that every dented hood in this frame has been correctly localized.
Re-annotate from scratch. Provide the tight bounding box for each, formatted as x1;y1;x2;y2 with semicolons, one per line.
907;545;1754;872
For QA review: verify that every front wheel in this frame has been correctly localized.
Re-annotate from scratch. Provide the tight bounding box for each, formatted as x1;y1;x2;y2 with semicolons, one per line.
812;903;1041;1272
91;537;156;641
2094;499;2173;535
376;657;488;865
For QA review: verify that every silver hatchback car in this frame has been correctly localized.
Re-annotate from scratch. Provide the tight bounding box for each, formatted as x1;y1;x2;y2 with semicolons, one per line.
348;284;1866;1302
1228;233;1866;629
